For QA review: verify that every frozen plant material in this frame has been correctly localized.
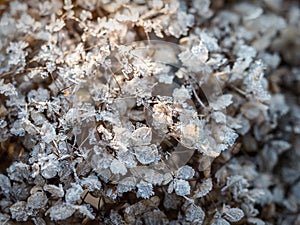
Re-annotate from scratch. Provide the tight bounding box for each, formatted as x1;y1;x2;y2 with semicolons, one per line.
65;183;83;204
173;179;191;196
46;203;76;221
134;145;160;165
80;175;102;192
0;79;17;96
43;184;64;198
183;202;205;224
39;154;59;179
0;0;299;224
194;178;213;199
222;206;244;222
136;180;154;199
110;159;128;175
0;174;11;197
211;217;230;225
9;201;28;221
175;165;195;180
26;191;48;209
117;177;137;194
72;205;95;220
7;162;30;182
0;213;10;224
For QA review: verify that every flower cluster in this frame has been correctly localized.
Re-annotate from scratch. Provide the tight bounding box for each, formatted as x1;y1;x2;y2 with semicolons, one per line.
0;0;299;224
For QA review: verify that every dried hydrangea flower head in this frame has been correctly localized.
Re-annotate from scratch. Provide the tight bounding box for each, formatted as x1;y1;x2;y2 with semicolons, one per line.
0;0;299;224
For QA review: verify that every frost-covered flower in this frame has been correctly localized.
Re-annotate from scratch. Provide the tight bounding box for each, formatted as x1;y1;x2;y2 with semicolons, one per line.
0;0;298;224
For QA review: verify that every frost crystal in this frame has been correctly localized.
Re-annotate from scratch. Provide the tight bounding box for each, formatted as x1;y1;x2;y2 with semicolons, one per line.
6;41;28;68
10;201;28;221
117;177;137;194
0;79;17;96
47;203;76;221
0;213;10;224
194;178;213;198
41;122;56;143
244;60;271;102
40;155;59;179
210;94;233;110
221;175;249;194
136;181;154;199
65;183;83;204
174;179;191;196
0;174;11;197
27;191;48;209
131;127;152;146
134;145;160;165
168;11;194;38
110;159;128;176
176;166;195;180
73;205;95;220
223;206;244;222
43;184;64;198
185;203;205;224
173;87;191;102
46;19;65;32
10;120;25;136
7;162;30;182
211;217;230;225
191;42;209;63
80;175;102;192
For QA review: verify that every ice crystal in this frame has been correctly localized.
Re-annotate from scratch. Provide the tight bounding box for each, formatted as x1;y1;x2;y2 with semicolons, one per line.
134;145;160;165
6;41;28;69
176;166;195;180
184;203;205;224
117;177;137;194
0;213;10;224
168;11;194;38
0;175;11;197
110;159;128;176
27;191;48;210
47;203;76;221
7;162;30;182
40;155;59;179
244;60;271;102
0;79;17;96
80;175;102;192
223;206;244;222
136;180;154;199
210;94;233;111
173;179;191;196
194;178;213;199
43;184;64;198
65;183;83;204
10;201;28;221
211;217;230;225
41;122;57;143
